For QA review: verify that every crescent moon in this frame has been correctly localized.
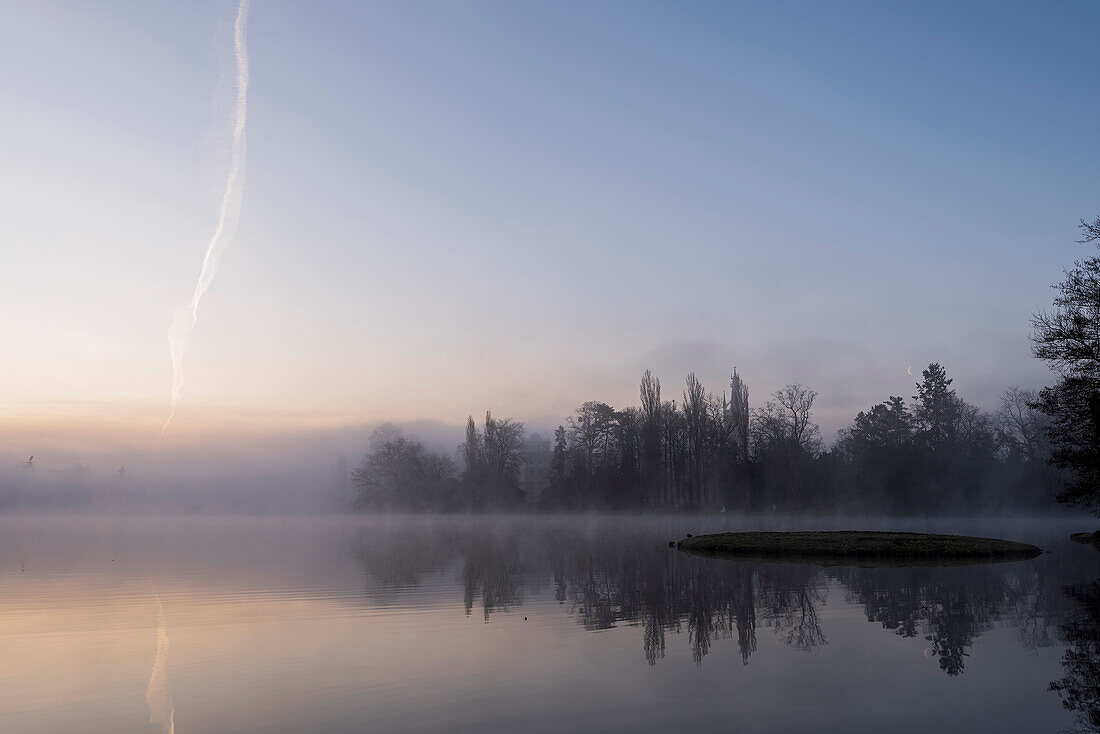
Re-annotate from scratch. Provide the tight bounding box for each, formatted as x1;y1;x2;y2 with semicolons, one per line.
907;365;913;376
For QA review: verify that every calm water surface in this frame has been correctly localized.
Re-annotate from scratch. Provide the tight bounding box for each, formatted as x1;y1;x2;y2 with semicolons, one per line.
0;515;1096;733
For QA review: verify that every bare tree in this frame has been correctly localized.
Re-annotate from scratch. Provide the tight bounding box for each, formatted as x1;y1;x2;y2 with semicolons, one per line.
480;411;526;492
751;385;820;511
353;425;456;510
640;370;663;505
997;386;1050;464
776;384;821;453
683;373;709;506
460;411;526;507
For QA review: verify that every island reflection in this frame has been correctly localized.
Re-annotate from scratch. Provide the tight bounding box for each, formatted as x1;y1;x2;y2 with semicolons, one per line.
353;520;1087;678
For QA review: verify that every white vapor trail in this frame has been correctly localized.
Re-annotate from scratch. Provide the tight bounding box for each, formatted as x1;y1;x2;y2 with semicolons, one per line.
146;593;174;734
162;0;250;438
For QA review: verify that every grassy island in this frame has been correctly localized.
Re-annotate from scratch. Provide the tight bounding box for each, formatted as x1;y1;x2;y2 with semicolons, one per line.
677;531;1041;565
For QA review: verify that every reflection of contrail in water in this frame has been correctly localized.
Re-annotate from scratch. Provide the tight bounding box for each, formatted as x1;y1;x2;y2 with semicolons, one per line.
162;0;250;438
146;594;174;734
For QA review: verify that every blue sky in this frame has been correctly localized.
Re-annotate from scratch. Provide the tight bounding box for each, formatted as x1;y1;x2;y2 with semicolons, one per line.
1;0;1097;454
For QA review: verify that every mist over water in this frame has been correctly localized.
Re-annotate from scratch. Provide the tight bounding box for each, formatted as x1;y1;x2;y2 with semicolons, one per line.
0;514;1095;733
4;1;1099;731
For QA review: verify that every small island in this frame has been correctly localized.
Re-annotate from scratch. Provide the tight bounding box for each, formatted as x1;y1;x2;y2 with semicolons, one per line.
677;531;1042;564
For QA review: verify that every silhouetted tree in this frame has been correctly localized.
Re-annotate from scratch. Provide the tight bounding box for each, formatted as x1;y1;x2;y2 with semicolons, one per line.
639;370;664;506
751;385;820;510
352;425;457;510
547;426;567;489
914;363;960;452
1033;216;1100;512
991;387;1058;509
460;411;526;508
836;396;919;511
682;373;709;507
487;365;1057;513
616;407;643;506
998;387;1051;465
569;402;618;474
726;369;751;510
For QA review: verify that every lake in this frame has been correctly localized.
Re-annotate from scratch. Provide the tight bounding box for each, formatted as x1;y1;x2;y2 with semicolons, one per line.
0;514;1095;733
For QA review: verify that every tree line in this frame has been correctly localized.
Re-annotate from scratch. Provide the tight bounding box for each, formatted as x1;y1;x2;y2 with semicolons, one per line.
538;363;1058;512
353;213;1100;515
351;414;527;511
351;363;1058;514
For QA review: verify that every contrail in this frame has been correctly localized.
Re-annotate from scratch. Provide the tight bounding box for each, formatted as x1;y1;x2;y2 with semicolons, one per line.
162;0;250;438
146;593;174;734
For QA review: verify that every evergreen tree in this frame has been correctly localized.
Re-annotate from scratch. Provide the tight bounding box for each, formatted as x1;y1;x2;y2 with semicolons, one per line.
914;363;959;452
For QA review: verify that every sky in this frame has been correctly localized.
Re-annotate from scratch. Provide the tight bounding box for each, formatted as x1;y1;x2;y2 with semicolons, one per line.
1;0;1098;463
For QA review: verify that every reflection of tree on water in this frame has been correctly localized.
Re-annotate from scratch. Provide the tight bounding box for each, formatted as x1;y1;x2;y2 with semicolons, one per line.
760;567;827;654
546;547;1059;671
923;590;984;676
352;521;1075;673
542;533;774;665
1050;581;1100;733
353;522;457;588
353;524;825;665
832;567;1005;675
353;522;532;619
459;530;526;620
834;558;1079;676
